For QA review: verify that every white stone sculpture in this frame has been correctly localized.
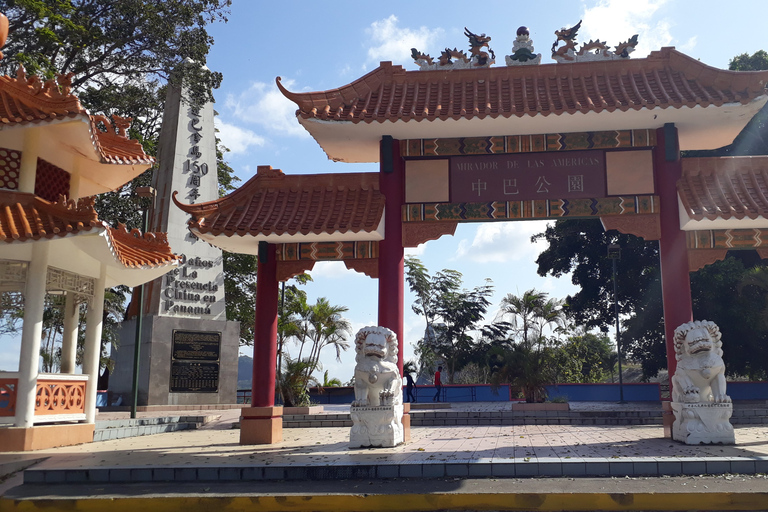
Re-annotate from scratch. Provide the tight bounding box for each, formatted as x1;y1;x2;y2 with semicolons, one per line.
670;320;735;445
349;326;404;448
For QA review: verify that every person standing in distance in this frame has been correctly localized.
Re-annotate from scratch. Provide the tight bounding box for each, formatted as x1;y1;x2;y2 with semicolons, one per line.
405;371;416;403
433;366;443;402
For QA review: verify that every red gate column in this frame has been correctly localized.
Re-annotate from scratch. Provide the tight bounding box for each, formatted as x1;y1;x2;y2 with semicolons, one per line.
654;124;693;386
241;241;282;444
378;136;405;373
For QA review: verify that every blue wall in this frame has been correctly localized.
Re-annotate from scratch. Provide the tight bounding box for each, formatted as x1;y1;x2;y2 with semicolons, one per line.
545;383;660;402
726;382;768;400
297;381;768;404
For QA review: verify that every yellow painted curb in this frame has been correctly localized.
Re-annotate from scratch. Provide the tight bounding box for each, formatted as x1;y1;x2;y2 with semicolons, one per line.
3;492;768;512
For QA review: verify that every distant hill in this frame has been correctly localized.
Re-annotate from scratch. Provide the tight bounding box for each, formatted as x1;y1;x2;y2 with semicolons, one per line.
238;355;253;390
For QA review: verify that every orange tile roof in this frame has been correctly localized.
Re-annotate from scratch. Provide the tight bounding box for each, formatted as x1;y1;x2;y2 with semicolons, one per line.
278;47;768;124
0;190;178;268
679;156;768;221
88;114;154;165
105;224;179;268
0;66;153;165
173;165;384;238
0;191;100;242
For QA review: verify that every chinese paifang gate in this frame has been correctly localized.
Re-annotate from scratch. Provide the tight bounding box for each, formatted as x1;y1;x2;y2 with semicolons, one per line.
171;24;768;444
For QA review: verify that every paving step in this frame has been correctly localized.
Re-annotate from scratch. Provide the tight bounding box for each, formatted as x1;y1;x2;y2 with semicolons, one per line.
22;455;768;484
93;415;216;442
278;407;768;428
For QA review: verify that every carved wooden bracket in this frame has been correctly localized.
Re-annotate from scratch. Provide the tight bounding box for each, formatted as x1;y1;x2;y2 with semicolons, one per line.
276;260;315;282
402;222;458;247
344;259;379;278
600;214;660;241
758;248;768;260
688;249;727;272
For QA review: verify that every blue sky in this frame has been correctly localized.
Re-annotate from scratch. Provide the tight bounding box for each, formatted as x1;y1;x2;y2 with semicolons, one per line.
201;0;768;383
2;1;766;384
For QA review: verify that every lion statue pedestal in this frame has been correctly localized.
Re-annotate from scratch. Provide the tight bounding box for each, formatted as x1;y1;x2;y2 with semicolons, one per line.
349;326;404;448
671;320;735;445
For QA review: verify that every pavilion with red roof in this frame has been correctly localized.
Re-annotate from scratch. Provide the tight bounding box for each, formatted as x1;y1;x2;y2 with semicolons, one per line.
0;15;179;451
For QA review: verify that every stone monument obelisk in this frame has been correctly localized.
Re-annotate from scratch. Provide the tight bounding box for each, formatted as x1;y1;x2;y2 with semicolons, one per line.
112;68;239;407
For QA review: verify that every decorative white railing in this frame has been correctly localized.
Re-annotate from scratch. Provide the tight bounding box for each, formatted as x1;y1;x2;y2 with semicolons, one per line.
0;373;88;424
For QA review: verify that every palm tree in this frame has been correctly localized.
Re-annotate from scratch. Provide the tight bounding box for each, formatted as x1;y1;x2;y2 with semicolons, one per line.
322;370;342;387
282;297;351;395
497;289;566;349
304;298;351;373
277;355;319;407
492;289;568;402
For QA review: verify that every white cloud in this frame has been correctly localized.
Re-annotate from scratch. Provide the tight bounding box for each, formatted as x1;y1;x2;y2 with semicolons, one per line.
580;0;673;58
224;79;308;138
404;244;425;257
453;221;549;263
365;15;443;64
307;261;357;280
679;35;698;53
214;119;265;155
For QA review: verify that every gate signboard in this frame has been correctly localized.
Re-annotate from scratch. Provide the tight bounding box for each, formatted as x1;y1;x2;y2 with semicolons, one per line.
450;150;606;203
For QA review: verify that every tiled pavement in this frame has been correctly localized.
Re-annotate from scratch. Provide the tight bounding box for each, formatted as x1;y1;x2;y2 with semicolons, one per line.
4;402;768;484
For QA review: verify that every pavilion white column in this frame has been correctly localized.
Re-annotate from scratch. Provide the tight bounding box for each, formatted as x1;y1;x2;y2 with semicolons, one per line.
82;265;106;424
14;242;50;428
60;292;80;374
68;157;82;200
18;128;40;194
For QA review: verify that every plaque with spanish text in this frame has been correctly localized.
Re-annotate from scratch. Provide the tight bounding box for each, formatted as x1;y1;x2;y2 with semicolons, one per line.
171;330;221;361
170;330;221;392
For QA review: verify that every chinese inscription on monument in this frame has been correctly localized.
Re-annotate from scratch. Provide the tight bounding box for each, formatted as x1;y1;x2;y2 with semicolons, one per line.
149;79;226;320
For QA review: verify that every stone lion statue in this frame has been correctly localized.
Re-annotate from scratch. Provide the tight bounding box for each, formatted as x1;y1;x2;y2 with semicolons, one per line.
351;326;402;407
672;320;730;404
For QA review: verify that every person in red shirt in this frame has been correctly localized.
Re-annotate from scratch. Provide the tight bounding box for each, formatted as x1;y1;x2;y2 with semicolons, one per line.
433;366;443;402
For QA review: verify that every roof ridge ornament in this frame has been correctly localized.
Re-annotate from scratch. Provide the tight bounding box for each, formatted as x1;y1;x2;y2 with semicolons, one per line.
551;20;638;63
505;27;542;66
411;27;495;70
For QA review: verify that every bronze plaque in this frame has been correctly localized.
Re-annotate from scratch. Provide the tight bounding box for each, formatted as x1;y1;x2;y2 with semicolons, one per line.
170;361;219;393
172;330;221;361
450;150;606;202
170;330;221;392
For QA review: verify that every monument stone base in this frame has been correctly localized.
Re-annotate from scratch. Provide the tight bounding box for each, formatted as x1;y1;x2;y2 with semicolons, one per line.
671;402;735;445
350;404;404;448
111;315;239;407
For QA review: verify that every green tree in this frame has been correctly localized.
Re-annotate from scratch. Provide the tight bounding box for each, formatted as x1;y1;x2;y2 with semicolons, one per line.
279;296;351;400
321;370;342;388
534;218;768;378
301;298;351;378
490;289;568;402
276;355;318;408
405;258;494;383
222;251;257;346
1;0;228;106
554;332;615;384
405;257;462;348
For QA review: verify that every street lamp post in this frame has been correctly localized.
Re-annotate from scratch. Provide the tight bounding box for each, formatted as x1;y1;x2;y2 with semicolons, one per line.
130;186;155;419
608;243;626;404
